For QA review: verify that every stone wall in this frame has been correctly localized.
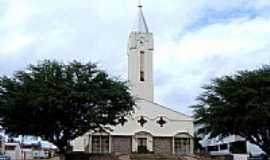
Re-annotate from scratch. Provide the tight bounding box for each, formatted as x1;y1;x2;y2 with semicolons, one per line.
111;136;132;154
153;137;172;154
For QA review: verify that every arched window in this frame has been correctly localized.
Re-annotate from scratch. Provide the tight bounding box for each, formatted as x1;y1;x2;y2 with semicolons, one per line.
91;133;110;153
174;133;192;155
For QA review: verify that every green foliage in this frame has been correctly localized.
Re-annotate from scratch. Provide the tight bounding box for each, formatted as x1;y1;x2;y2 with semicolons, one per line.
192;65;270;155
193;136;204;153
0;60;135;153
229;141;247;154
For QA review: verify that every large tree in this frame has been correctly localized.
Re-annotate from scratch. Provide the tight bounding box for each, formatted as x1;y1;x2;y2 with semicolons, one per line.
192;65;270;155
0;60;134;156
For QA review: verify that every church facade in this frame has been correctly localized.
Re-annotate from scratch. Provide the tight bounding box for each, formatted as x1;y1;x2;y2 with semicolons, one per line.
72;5;194;155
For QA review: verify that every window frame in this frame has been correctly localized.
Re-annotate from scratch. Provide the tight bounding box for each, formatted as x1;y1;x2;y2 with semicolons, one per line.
174;137;191;154
91;135;110;154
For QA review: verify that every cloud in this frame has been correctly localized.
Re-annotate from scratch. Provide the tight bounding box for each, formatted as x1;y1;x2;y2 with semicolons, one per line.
154;14;270;114
0;0;270;115
0;32;33;55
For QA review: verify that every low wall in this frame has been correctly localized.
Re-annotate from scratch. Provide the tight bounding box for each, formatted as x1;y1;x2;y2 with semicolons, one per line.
65;152;117;160
211;154;234;160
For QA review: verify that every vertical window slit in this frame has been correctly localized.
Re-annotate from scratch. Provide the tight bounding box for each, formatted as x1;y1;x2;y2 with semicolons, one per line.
140;51;145;81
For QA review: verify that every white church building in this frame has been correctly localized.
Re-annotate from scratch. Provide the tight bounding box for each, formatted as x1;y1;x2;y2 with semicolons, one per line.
72;4;194;155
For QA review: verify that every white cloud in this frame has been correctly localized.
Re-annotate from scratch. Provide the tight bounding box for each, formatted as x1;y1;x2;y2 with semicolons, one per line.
154;16;270;114
162;17;270;61
1;0;32;28
0;32;33;55
1;0;270;115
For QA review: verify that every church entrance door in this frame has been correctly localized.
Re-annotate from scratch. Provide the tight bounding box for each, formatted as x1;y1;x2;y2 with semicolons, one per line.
137;138;147;153
133;131;153;153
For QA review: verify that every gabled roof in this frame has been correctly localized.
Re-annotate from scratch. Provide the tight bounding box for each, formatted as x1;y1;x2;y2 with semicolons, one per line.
134;98;193;121
110;99;193;136
132;5;149;33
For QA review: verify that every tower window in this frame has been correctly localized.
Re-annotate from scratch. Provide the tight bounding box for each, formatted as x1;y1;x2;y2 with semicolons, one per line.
140;51;145;81
140;71;145;81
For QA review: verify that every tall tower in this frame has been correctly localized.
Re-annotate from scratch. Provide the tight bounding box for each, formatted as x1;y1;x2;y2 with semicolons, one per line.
128;4;154;101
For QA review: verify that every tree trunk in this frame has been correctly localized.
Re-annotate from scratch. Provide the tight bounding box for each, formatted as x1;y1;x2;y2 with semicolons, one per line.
56;143;67;160
54;139;72;160
59;154;66;160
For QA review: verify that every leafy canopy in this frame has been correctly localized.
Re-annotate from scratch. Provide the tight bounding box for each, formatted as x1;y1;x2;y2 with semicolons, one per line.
0;60;135;153
192;65;270;155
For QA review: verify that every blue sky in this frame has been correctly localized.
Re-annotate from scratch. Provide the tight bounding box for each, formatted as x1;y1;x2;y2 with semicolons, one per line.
0;0;270;115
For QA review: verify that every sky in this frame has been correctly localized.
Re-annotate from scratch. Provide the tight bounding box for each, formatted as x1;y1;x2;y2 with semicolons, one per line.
0;0;270;115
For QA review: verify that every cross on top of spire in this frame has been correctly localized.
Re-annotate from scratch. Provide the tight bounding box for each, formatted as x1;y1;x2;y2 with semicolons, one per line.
132;0;149;33
138;0;142;8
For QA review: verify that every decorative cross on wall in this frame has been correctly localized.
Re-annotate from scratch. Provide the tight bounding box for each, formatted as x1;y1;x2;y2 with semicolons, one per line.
138;116;147;127
119;116;127;126
157;117;167;127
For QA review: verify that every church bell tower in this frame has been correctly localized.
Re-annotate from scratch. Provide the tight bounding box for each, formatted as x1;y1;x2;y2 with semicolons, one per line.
127;4;154;101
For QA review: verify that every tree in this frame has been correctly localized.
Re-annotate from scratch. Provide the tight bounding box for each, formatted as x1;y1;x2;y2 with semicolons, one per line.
0;60;135;158
192;65;270;155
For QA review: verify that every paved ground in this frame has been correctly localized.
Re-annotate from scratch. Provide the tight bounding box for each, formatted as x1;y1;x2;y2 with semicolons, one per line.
45;157;59;160
44;154;214;160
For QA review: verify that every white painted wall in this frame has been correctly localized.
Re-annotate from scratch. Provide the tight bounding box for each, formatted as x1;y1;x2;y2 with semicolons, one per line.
4;143;21;160
72;136;86;152
128;32;154;101
111;99;193;137
201;135;264;156
72;99;194;152
233;154;249;160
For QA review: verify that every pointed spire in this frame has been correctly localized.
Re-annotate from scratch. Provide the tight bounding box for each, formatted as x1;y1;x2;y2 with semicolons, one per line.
133;2;149;33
